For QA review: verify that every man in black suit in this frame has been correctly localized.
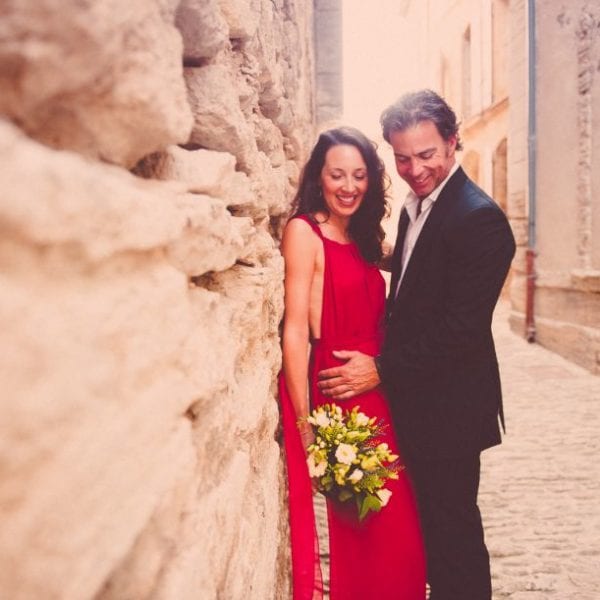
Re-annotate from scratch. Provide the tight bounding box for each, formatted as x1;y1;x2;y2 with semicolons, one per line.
317;89;516;599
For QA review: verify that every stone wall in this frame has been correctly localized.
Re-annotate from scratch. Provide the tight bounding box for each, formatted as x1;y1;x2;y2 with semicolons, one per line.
532;0;600;373
508;1;600;373
506;0;530;327
0;1;316;598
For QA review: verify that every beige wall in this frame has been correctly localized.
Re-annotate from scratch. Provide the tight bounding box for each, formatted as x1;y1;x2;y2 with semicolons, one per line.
0;1;316;598
506;0;530;319
391;1;510;195
527;0;600;372
315;0;343;123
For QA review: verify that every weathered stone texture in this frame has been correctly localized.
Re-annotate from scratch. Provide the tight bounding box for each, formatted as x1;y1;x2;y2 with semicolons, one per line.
0;0;315;597
521;1;600;371
0;0;193;168
177;0;229;60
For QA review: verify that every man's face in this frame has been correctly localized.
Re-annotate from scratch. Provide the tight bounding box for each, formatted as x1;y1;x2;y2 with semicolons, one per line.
389;120;457;199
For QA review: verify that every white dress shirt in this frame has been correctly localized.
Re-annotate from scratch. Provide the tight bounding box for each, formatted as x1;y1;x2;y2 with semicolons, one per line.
395;162;460;296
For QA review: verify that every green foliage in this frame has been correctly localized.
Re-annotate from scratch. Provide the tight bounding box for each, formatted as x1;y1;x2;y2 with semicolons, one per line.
302;402;404;521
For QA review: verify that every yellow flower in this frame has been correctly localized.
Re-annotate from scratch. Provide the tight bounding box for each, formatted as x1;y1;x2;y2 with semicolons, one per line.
333;463;350;485
360;455;380;471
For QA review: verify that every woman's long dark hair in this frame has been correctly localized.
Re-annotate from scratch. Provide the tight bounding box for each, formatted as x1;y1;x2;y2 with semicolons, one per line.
291;126;390;263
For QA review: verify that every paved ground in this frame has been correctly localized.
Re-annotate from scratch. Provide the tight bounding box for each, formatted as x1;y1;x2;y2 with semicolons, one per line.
315;302;600;598
481;303;600;599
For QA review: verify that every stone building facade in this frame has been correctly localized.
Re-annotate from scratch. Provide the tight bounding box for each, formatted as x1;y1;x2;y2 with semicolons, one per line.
0;1;321;598
522;1;600;373
391;0;600;373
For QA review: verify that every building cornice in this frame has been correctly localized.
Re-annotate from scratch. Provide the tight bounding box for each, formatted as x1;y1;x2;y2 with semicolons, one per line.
463;96;509;135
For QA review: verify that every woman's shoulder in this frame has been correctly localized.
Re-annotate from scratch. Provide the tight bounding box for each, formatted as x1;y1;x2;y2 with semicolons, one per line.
284;214;322;238
282;214;321;250
282;215;323;273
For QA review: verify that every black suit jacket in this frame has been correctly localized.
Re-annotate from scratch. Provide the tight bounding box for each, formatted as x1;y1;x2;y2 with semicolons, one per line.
378;167;516;461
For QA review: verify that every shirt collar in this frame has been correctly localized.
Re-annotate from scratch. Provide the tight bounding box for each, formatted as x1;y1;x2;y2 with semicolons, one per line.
404;161;460;216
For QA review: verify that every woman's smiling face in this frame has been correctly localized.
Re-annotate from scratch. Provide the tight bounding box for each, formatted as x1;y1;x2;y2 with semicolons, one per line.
320;144;369;221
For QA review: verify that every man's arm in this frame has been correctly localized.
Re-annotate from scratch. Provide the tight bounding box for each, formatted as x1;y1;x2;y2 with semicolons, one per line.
378;240;394;272
317;350;381;400
318;207;515;398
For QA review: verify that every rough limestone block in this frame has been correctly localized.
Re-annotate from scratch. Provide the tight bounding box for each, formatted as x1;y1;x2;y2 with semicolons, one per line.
0;253;224;599
206;256;284;382
252;1;285;100
0;119;286;599
272;98;297;136
0;0;317;596
166;197;255;275
0;121;245;275
237;227;277;267
134;146;256;209
93;441;199;600
218;0;261;40
185;64;258;170
0;0;193;167
286;156;301;187
176;0;230;61
255;116;286;167
244;152;290;219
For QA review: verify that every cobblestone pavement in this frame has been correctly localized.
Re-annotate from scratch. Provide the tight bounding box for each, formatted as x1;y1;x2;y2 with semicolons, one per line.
315;302;600;598
481;304;600;599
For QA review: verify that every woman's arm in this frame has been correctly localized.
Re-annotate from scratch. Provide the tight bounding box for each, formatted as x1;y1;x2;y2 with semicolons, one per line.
281;218;319;447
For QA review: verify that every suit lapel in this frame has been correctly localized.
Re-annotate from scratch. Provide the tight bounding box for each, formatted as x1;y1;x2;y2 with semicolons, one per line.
393;167;467;304
387;209;409;309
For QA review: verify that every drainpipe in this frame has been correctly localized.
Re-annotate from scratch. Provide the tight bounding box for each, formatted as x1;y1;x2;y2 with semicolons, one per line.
525;0;537;343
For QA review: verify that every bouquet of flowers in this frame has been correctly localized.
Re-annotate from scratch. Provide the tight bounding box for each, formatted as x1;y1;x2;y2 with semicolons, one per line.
303;403;402;521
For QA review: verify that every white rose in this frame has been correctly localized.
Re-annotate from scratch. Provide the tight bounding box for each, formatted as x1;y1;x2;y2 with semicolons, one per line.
335;443;357;465
376;488;393;507
314;411;330;428
348;469;364;483
307;454;327;478
355;412;370;427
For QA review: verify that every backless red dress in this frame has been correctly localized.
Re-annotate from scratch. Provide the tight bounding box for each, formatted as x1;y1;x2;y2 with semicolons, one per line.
280;215;426;599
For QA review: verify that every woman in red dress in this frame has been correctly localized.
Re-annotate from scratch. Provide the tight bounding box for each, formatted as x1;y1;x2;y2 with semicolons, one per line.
279;127;426;599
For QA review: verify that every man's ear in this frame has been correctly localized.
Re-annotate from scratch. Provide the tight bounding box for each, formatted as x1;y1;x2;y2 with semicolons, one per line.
446;134;457;157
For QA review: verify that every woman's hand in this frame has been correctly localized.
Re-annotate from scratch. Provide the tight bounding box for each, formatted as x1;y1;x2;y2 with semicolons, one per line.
298;422;319;494
298;421;315;452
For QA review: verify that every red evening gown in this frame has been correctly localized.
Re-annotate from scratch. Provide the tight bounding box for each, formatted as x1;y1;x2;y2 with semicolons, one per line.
280;215;426;600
